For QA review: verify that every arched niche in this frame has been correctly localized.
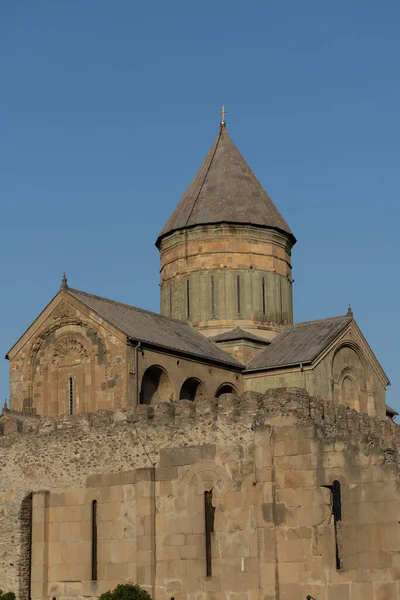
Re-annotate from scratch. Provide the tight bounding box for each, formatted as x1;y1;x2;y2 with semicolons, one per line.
341;375;360;412
140;365;174;405
215;383;237;398
332;344;366;412
179;377;205;401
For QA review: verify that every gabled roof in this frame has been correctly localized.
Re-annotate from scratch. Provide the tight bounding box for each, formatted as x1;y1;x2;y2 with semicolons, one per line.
210;327;270;345
246;315;353;371
67;288;243;369
156;125;295;247
386;404;399;418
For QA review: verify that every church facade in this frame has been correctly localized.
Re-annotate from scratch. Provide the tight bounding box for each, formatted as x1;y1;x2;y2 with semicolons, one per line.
1;118;399;600
5;119;390;420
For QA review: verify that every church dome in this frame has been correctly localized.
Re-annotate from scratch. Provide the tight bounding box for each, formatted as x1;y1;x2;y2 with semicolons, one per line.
156;124;295;247
157;121;296;341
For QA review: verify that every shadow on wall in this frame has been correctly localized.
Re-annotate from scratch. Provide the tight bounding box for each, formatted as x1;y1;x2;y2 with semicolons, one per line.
179;377;205;401
140;365;174;405
139;366;238;405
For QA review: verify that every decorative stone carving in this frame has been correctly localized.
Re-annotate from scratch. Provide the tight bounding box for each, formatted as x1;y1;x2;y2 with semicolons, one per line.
51;337;89;366
52;301;77;321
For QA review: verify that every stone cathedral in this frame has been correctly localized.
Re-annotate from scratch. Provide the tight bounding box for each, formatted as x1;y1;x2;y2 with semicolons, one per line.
1;117;400;600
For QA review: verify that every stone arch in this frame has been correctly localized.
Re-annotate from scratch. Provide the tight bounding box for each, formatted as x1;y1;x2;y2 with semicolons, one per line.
182;460;232;495
27;325;106;416
215;383;237;398
28;321;107;368
341;374;360;412
140;365;174;405
331;341;366;373
332;343;367;412
179;377;205;401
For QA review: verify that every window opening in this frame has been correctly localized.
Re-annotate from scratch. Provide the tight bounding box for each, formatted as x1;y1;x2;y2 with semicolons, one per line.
279;277;283;322
323;480;343;569
68;377;74;415
262;277;266;316
186;279;190;319
204;490;215;577
91;500;98;580
237;275;241;315
169;285;172;318
211;275;215;317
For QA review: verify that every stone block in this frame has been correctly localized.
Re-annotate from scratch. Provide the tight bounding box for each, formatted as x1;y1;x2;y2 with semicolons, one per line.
298;505;330;527
278;583;302;600
106;561;131;580
155;466;179;481
98;501;122;521
160;444;216;467
284;469;316;488
374;582;397;600
351;582;374;600
136;467;155;482
327;584;350;600
163;533;185;546
278;562;300;583
136;481;154;498
277;537;304;563
181;544;197;559
358;552;389;568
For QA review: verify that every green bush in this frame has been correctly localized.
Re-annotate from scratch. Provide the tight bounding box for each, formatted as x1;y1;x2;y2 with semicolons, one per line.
0;590;16;600
99;584;151;600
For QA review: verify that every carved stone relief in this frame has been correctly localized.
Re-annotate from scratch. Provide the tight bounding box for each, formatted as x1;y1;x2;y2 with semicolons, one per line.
51;336;90;366
52;301;77;321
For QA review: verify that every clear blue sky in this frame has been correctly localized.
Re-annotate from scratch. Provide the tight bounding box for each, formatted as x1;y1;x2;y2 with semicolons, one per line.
1;1;399;411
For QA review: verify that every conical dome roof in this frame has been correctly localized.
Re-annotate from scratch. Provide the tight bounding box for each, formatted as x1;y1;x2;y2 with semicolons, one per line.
156;125;295;247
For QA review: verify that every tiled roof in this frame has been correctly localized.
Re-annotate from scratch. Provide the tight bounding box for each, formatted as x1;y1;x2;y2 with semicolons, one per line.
156;125;295;246
67;288;243;369
210;327;270;344
386;404;399;418
246;315;352;371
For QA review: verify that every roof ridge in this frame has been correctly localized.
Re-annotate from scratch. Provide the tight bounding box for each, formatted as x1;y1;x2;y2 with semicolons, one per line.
183;127;222;228
285;314;351;330
68;288;196;328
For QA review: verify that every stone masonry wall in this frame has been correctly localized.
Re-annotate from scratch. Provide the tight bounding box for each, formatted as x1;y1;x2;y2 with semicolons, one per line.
1;389;400;600
159;224;294;339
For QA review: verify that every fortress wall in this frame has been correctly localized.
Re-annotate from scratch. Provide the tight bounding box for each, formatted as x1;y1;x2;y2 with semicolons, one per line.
1;388;400;600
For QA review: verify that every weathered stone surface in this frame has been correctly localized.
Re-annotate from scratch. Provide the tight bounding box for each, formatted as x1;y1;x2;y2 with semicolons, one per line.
1;390;400;599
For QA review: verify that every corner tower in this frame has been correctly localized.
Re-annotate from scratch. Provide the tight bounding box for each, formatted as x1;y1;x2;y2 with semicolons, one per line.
156;117;296;341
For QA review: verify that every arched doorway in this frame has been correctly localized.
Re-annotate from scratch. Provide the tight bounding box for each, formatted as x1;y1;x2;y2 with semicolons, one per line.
179;378;205;401
140;366;174;405
215;383;237;398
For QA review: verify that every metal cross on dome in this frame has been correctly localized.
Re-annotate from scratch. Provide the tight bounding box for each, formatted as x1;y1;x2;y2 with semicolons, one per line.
218;105;229;126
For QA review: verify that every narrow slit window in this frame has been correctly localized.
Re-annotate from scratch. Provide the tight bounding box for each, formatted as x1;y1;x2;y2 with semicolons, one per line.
324;480;343;569
91;500;98;580
169;284;172;318
211;276;215;316
68;377;74;415
279;278;283;322
237;275;241;315
262;277;266;316
204;490;215;577
186;279;190;318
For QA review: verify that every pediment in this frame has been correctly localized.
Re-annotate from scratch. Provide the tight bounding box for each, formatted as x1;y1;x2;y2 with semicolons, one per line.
6;290;125;361
313;320;389;388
